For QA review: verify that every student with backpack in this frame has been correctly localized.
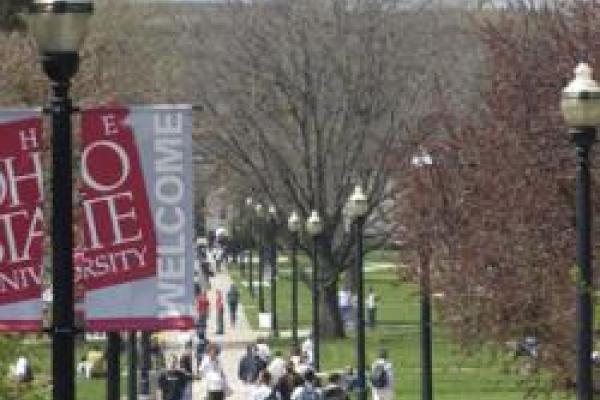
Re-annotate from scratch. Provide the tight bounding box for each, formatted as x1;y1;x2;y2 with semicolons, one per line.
291;370;322;400
370;349;394;400
322;373;349;400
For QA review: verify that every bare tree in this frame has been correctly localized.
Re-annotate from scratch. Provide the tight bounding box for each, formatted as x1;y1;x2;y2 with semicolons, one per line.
183;0;474;336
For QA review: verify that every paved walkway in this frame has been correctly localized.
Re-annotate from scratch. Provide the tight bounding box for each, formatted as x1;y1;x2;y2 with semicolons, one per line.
192;263;259;400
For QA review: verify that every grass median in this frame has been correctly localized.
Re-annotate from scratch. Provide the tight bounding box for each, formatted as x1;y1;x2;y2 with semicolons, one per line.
229;253;567;400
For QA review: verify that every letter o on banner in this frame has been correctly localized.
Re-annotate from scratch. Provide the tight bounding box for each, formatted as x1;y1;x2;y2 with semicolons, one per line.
155;175;183;205
81;141;131;192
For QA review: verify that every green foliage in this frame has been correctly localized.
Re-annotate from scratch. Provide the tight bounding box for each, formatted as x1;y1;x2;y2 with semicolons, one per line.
0;0;29;32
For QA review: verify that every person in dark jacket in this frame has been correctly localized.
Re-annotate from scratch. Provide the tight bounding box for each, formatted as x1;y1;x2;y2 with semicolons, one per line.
227;284;240;327
239;344;260;384
323;373;349;400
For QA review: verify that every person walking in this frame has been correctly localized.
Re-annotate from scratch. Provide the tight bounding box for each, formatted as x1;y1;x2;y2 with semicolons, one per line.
338;287;351;328
370;349;394;400
367;287;378;329
256;338;271;370
227;284;240;327
323;373;349;400
200;343;231;400
158;356;193;400
252;370;279;400
301;335;314;367
268;350;287;383
291;370;322;400
216;289;225;335
196;289;210;334
239;344;261;396
275;362;303;400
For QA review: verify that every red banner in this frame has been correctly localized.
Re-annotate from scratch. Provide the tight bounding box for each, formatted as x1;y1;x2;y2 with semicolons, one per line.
0;112;44;331
78;107;157;291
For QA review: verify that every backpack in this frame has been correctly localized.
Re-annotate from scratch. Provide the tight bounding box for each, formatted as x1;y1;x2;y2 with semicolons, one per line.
370;363;388;389
300;385;321;400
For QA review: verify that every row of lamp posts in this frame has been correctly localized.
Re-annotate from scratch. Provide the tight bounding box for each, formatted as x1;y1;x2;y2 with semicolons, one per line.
237;186;369;398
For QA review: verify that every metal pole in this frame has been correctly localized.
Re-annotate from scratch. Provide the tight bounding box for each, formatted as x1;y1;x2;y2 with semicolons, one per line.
107;332;121;400
128;331;138;400
271;221;278;337
249;217;254;297
574;128;595;400
291;232;299;348
355;218;366;400
312;235;320;371
140;331;152;397
258;218;265;313
420;250;433;400
44;52;79;400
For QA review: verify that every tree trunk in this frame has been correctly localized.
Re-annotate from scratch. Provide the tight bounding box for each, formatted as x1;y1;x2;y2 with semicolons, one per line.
321;279;346;338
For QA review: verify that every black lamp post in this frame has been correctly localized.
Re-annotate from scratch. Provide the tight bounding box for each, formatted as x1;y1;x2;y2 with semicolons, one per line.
128;332;138;400
256;203;266;313
347;186;369;400
140;331;152;398
28;2;93;400
306;210;323;371
268;205;279;337
246;197;255;297
412;149;434;400
288;211;302;348
107;332;121;400
561;62;600;400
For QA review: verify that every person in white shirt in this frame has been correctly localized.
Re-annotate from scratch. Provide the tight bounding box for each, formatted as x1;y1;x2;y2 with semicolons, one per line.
256;338;271;365
268;350;287;383
252;370;279;400
367;287;378;329
301;335;314;366
200;343;230;400
370;349;393;400
14;355;31;383
295;354;311;377
338;288;351;327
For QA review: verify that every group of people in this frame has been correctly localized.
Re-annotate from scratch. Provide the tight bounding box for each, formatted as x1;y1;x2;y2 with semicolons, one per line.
338;287;379;329
236;338;394;400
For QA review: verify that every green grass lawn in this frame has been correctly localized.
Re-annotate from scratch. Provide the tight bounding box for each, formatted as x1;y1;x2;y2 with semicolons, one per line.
231;255;572;400
16;338;130;400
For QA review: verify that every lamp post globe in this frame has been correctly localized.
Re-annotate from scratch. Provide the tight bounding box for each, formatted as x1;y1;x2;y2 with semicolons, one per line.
347;185;369;219
561;62;600;400
29;0;93;54
288;211;301;233
411;149;433;168
306;210;323;236
561;63;600;129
